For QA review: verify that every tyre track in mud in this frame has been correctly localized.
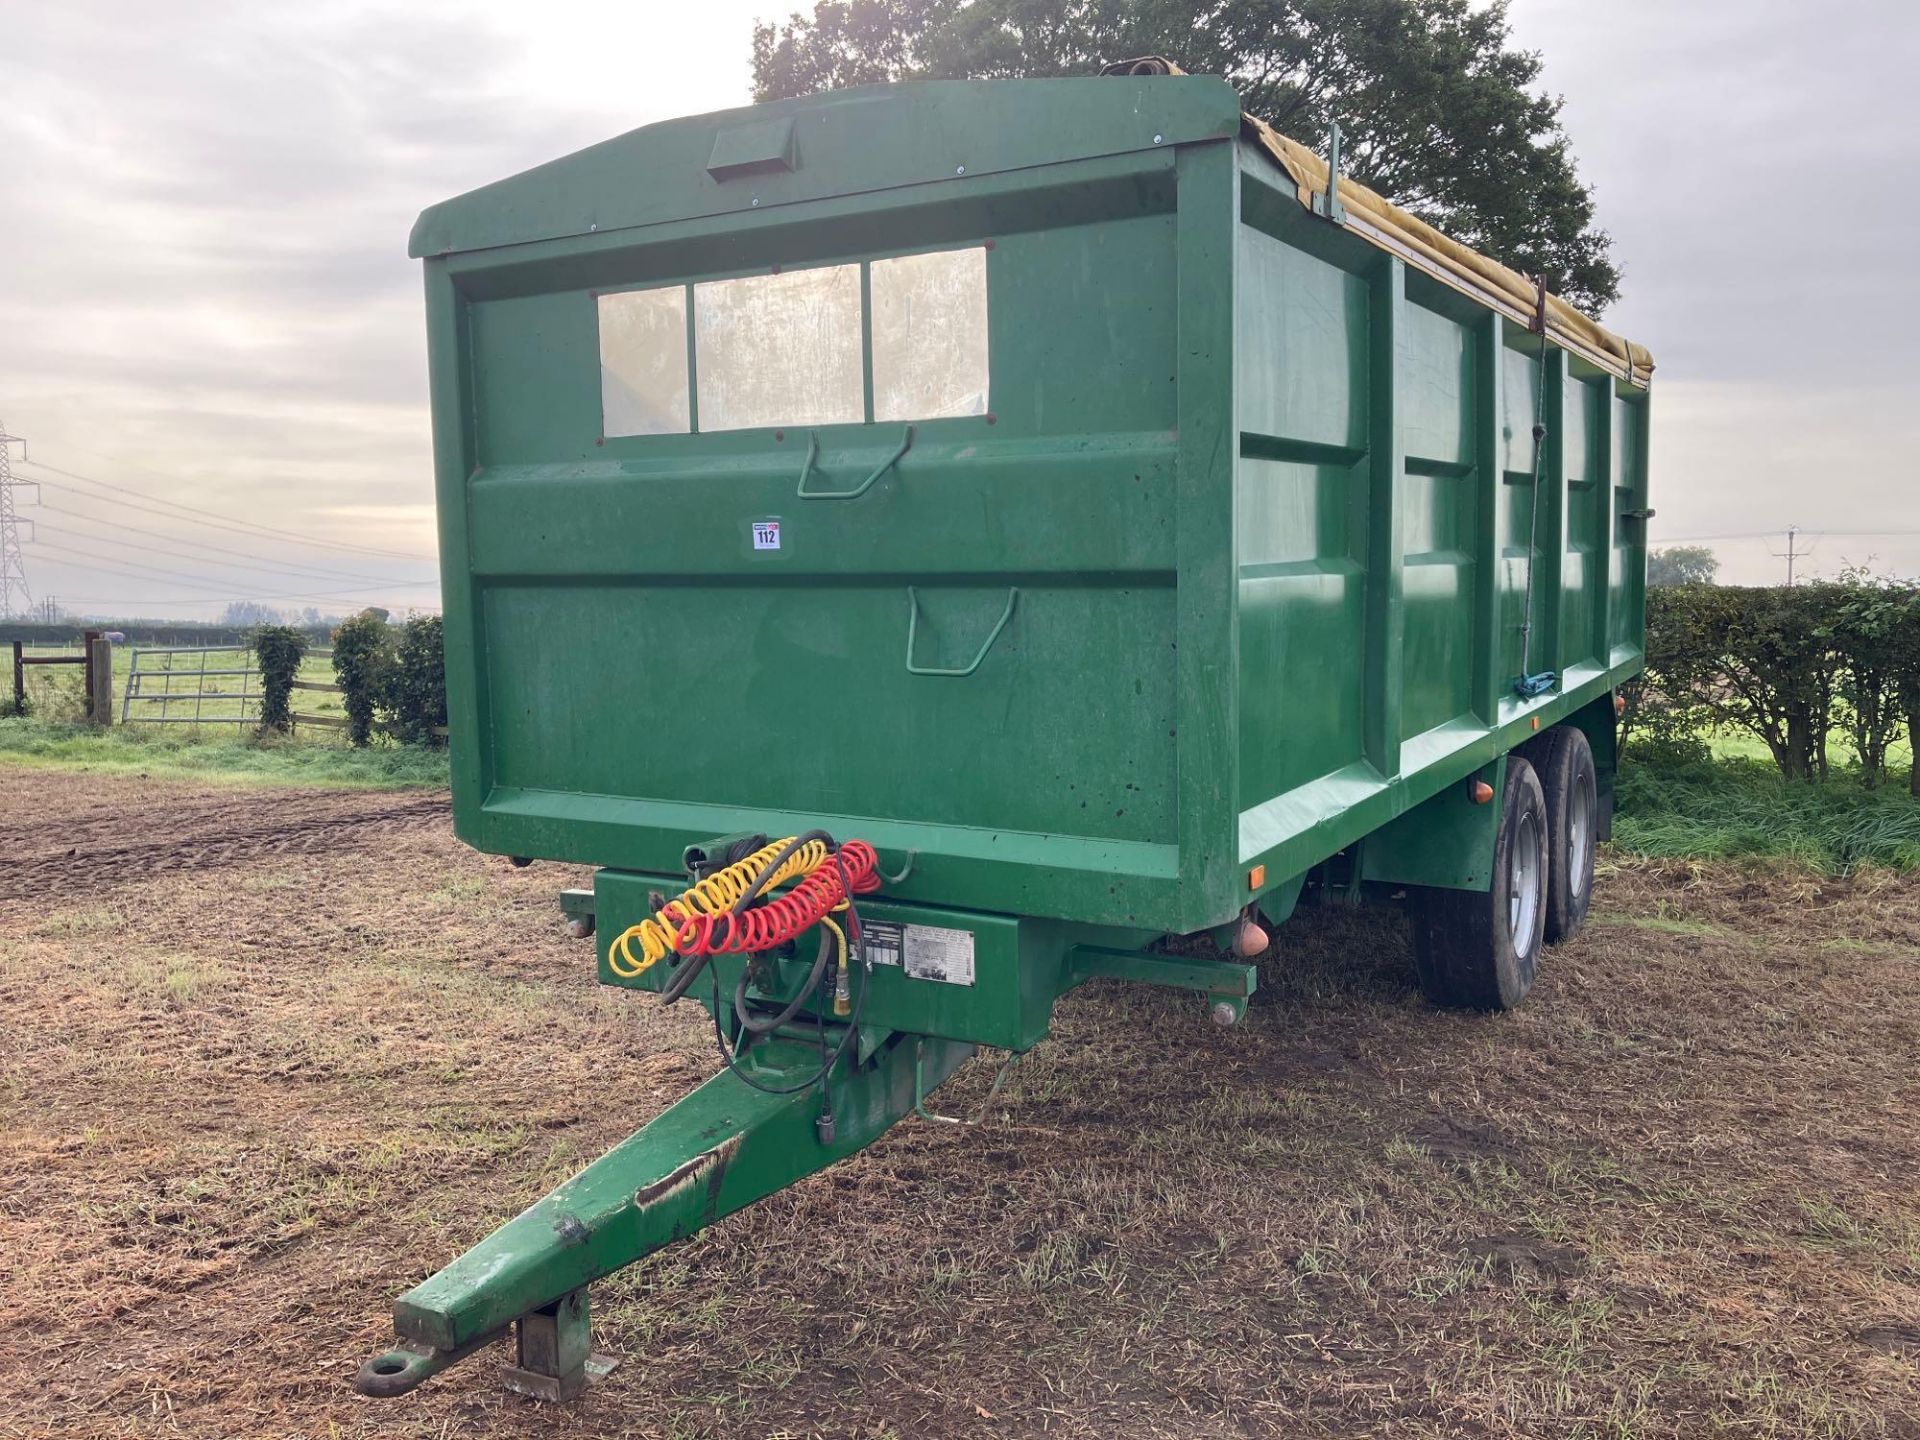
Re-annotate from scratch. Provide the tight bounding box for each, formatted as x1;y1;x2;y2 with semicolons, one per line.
1;784;450;901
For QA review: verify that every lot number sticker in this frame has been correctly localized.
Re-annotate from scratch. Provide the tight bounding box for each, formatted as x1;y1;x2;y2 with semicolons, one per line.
752;520;781;551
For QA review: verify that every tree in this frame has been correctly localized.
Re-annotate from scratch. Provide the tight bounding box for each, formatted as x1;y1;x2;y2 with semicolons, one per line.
1623;585;1723;756
1856;582;1920;797
1900;596;1920;799
752;0;1620;310
1647;545;1718;588
1824;577;1912;789
223;600;281;628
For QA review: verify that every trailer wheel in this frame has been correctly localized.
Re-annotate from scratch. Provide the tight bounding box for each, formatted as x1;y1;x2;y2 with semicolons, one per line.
1531;725;1597;944
1408;756;1548;1011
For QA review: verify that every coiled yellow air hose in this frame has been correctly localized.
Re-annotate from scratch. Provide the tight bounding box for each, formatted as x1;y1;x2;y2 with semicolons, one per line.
606;835;833;980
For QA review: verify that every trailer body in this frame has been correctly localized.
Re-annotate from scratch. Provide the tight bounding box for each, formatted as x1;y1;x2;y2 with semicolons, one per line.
417;75;1648;946
360;74;1652;1398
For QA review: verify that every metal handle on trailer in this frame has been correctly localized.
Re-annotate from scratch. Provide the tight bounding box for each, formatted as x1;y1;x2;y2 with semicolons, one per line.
904;586;1019;677
795;424;914;500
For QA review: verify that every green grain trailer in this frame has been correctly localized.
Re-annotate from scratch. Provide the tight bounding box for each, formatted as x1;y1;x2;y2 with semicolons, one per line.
357;67;1653;1399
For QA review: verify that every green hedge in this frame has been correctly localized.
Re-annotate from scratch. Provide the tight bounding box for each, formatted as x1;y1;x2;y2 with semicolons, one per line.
1630;580;1920;792
387;615;448;746
325;610;446;749
253;626;308;736
331;611;394;747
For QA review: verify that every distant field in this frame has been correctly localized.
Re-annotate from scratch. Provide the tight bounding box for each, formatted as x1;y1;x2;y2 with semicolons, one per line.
1705;727;1915;769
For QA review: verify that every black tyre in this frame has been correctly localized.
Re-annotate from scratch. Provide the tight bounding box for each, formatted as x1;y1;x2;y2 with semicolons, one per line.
1408;756;1548;1011
1531;725;1598;944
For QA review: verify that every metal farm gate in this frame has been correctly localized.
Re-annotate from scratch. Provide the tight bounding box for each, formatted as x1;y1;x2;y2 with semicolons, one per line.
120;645;337;726
121;645;256;725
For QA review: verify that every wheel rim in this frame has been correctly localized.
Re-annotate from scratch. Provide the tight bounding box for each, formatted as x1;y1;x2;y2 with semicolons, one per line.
1569;772;1594;902
1509;808;1542;951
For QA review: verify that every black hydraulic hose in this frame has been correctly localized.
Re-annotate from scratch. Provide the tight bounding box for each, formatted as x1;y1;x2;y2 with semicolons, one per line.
733;922;836;1035
710;941;872;1097
732;829;836;912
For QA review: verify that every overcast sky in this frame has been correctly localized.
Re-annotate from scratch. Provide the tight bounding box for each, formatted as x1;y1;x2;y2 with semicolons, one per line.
1;0;1914;617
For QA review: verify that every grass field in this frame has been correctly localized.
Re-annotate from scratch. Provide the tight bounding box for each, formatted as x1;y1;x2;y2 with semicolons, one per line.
15;701;1920;874
0;717;447;788
1614;753;1920;873
1;767;1916;1438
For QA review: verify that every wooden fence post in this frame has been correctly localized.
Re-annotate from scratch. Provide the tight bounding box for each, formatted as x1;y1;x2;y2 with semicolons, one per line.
10;640;22;716
82;631;99;724
88;635;114;727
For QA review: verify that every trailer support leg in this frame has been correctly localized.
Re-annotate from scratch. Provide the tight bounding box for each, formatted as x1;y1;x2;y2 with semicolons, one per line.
353;1028;972;1398
501;1288;617;1401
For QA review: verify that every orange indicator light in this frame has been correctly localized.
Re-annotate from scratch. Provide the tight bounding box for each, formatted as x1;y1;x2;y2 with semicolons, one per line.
1249;864;1266;890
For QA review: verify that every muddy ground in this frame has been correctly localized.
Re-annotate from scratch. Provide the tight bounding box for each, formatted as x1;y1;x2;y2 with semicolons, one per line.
1;769;1916;1439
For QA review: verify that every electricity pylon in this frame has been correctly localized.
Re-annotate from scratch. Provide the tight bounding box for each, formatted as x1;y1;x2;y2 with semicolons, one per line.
0;421;33;619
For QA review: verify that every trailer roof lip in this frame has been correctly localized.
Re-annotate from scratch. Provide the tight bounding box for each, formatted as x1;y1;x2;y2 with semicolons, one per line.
408;75;1649;387
407;76;1242;260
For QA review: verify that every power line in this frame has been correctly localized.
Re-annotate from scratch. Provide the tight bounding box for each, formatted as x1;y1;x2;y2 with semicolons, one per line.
24;451;438;561
32;502;416;587
1765;525;1812;586
25;536;441;605
33;566;441;608
1661;527;1920;544
17;455;436;563
20;466;440;574
35;433;445;555
1654;529;1784;543
27;537;295;593
52;581;442;608
31;521;441;593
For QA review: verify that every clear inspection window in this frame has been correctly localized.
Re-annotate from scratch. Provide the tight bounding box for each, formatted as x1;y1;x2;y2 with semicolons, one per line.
596;245;990;438
696;265;864;431
871;247;989;422
597;286;691;437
